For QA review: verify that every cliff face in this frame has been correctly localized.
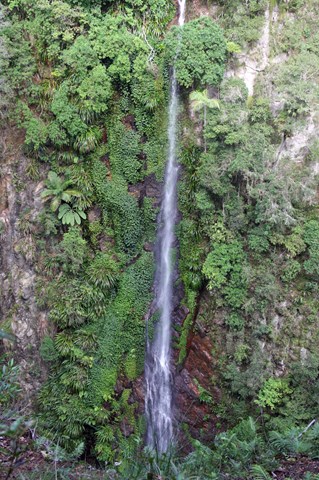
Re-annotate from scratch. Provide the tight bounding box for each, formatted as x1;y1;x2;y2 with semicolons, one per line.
1;0;319;457
0;128;49;396
173;0;319;439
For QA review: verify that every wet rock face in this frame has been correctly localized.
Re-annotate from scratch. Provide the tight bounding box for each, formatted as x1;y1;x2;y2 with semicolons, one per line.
128;173;162;207
130;326;219;445
174;333;219;444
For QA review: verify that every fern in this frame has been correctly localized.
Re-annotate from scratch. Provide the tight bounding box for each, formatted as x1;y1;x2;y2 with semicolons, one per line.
35;437;84;461
269;429;304;455
304;474;319;480
86;252;120;289
251;464;272;480
73;127;102;153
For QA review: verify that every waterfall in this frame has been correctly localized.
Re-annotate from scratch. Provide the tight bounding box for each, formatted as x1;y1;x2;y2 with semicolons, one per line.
145;0;186;454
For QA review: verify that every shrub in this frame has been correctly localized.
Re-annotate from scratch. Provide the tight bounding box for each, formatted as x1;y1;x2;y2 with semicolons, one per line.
58;227;88;274
281;259;301;283
303;220;319;276
165;17;226;88
0;358;21;407
202;239;247;308
256;378;292;411
86;252;120;289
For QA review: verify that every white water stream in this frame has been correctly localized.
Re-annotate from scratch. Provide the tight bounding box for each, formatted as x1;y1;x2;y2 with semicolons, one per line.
145;0;186;454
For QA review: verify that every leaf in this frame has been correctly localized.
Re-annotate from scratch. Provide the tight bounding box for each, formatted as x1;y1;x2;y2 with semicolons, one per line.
51;197;60;212
250;464;271;480
41;188;52;198
48;171;59;184
61;192;71;202
64;212;75;226
190;89;220;112
65;189;81;197
58;204;69;218
74;212;81;225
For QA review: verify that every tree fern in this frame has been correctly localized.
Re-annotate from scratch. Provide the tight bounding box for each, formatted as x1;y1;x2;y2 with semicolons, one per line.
41;171;82;212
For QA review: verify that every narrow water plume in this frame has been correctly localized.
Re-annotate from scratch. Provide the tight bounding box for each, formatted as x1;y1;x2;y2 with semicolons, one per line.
145;0;186;454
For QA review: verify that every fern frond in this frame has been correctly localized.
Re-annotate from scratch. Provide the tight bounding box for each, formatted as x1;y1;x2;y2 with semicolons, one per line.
251;464;272;480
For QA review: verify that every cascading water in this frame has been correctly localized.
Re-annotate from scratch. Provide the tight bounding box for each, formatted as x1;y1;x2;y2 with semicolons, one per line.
145;0;186;454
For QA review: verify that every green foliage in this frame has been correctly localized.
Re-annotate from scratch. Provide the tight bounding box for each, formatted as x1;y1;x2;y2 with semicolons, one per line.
0;18;36;94
234;343;251;363
165;17;226;88
281;259;301;283
223;349;268;400
4;0;319;467
271;226;306;257
225;311;245;331
50;85;88;141
181;417;276;478
89;252;153;405
256;378;292;411
248;227;270;254
124;349;138;380
250;464;272;480
73;126;103;153
40;336;60;362
281;354;319;425
115;0;175;37
189;89;220;114
36;436;85;462
76;64;112;115
88;13;149;84
0;414;34;480
107;119;143;183
220;77;249;105
91;161;143;256
41;171;81;212
58;203;86;226
178;219;204;291
86;252;120;289
202;238;247;308
58;227;88;274
44;276;107;328
0;350;34;480
17;103;48;151
303;220;319;276
274;53;319;116
269;422;319;460
0;358;21;407
226;41;241;53
219;0;267;46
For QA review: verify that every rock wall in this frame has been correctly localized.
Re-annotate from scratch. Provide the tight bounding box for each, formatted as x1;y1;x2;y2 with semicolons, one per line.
171;0;319;438
1;0;318;442
0;128;49;398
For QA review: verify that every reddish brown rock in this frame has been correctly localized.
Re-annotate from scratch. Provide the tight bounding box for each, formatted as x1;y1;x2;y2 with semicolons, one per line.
131;376;145;415
174;333;219;445
120;417;135;437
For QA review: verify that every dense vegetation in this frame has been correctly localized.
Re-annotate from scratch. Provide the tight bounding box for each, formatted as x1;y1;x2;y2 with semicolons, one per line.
1;0;319;478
